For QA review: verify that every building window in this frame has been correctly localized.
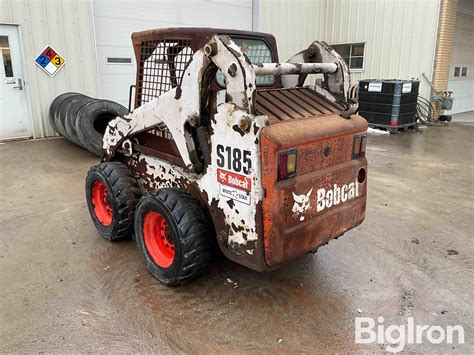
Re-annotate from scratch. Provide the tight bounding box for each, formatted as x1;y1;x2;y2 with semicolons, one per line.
0;36;13;77
331;43;365;71
454;66;468;78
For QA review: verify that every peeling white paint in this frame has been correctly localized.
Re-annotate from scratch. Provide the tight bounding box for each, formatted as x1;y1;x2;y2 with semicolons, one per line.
197;103;267;245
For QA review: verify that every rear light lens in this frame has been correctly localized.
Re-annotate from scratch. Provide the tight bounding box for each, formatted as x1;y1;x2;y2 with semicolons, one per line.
352;135;361;158
360;135;367;157
278;148;297;181
352;133;367;159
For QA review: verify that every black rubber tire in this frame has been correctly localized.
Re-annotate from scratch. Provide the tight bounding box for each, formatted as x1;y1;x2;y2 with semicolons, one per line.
85;162;140;241
76;100;129;156
55;93;87;142
49;92;80;134
64;96;95;147
134;188;212;286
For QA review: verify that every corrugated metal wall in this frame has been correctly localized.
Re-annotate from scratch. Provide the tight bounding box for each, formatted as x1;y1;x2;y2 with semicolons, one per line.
0;0;99;138
259;0;441;100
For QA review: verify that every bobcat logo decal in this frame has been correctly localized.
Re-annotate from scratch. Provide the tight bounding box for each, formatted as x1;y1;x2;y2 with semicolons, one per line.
292;188;313;221
219;170;227;180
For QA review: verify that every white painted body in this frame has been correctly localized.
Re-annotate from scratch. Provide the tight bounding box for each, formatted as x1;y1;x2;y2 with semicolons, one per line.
129;103;267;246
103;35;270;246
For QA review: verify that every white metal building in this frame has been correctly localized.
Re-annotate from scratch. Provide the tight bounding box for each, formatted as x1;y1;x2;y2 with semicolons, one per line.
259;0;441;101
448;0;474;114
0;0;472;140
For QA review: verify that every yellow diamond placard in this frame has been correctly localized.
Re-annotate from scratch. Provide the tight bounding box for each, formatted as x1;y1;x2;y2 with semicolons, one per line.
51;54;64;68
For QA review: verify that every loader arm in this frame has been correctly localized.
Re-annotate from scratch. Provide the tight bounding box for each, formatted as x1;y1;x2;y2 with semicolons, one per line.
102;35;343;173
282;41;351;103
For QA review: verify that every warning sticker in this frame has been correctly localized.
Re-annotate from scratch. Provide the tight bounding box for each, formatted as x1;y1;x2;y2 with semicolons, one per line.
34;45;65;77
217;169;251;191
368;82;382;92
219;184;251;205
402;82;412;93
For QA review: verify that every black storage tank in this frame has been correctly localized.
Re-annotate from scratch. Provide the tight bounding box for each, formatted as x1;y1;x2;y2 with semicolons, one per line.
358;79;419;133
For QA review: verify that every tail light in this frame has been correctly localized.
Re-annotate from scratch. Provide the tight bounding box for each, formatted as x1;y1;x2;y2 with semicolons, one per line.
278;148;297;181
360;135;367;157
352;133;367;159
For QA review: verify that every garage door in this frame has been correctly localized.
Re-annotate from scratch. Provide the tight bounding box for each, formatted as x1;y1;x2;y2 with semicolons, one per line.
447;0;474;114
92;0;253;108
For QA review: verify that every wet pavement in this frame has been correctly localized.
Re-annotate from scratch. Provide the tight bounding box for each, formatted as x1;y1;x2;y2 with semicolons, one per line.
0;122;473;352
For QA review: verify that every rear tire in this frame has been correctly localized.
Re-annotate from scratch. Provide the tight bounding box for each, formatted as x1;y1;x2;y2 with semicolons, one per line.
134;188;212;286
85;162;140;241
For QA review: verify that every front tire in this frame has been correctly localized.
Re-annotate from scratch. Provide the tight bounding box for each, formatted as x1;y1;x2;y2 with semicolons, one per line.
134;188;212;286
85;162;140;241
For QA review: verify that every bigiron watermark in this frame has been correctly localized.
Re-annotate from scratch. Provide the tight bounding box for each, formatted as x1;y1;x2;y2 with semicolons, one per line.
355;316;465;352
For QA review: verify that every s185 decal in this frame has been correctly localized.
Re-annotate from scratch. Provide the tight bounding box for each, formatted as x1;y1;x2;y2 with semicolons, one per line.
216;144;252;175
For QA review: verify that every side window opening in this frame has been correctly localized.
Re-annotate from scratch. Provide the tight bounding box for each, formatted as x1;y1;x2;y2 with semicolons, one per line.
137;39;193;141
216;37;275;86
138;39;193;106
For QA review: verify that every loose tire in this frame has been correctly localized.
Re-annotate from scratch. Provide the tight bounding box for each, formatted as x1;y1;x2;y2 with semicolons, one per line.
64;96;94;147
55;93;87;142
85;162;140;241
76;100;129;156
134;188;212;286
49;92;80;134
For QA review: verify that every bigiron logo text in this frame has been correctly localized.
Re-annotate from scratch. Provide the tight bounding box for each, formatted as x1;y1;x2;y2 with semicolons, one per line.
355;316;465;352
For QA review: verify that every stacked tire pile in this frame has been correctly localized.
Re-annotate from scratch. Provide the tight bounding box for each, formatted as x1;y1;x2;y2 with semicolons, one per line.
49;93;129;156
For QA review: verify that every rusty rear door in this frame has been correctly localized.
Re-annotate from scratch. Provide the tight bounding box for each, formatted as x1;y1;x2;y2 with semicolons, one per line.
257;88;368;267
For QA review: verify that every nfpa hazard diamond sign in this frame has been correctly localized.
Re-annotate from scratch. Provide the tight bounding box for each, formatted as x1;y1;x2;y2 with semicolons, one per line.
34;45;65;77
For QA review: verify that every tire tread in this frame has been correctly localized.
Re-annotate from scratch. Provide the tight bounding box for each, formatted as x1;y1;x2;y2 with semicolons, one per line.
86;162;140;241
136;188;212;286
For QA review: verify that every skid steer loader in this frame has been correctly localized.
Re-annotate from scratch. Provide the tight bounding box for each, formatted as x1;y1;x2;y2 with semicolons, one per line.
85;28;368;286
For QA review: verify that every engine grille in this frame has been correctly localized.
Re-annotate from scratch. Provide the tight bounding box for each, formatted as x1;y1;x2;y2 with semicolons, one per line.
256;88;342;123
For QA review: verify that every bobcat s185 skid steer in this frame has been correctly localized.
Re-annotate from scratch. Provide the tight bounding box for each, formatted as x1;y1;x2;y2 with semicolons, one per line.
85;28;367;286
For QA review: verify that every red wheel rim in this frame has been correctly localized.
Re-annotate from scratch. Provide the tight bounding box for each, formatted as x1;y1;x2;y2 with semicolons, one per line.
91;180;113;226
143;211;175;268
